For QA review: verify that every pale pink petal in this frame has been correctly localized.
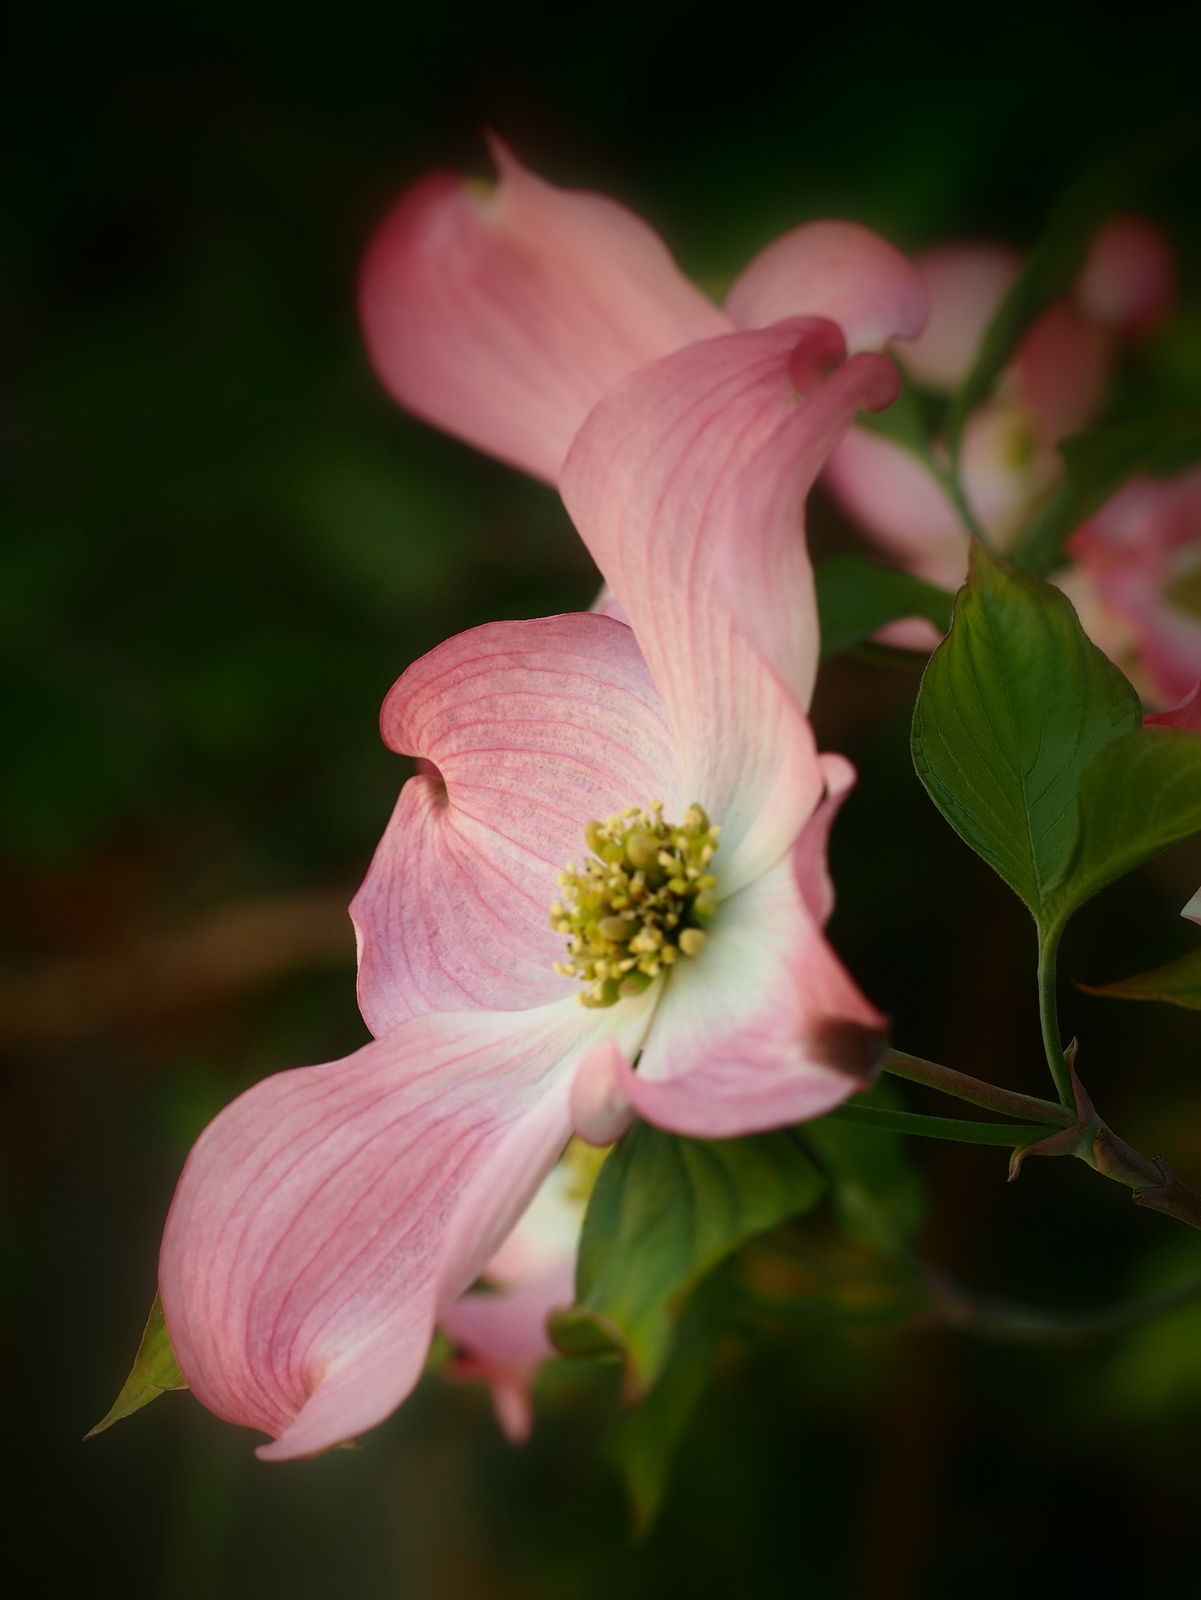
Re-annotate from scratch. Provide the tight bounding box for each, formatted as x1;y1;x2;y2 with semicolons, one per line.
351;613;682;1035
825;390;1063;576
1183;889;1201;925
1074;215;1175;338
873;616;946;651
561;320;895;892
617;761;886;1138
822;428;971;588
480;1161;586;1287
358;140;728;482
725;220;927;353
160;997;651;1461
1015;302;1111;440
441;1257;576;1442
571;1035;637;1146
1145;682;1201;732
711;344;902;705
957;398;1062;546
898;244;1020;391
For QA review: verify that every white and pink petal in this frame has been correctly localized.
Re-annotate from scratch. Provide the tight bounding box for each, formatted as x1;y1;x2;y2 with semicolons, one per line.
561;319;896;893
352;612;681;1034
160;993;655;1461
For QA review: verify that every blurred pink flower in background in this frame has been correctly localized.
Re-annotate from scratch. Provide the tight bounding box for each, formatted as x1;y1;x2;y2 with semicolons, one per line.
823;217;1175;590
440;1143;600;1441
1144;679;1201;925
358;137;927;485
159;316;896;1461
1057;468;1201;708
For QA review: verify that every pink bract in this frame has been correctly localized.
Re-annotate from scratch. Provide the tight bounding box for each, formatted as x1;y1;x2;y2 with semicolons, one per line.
358;138;925;484
159;317;893;1461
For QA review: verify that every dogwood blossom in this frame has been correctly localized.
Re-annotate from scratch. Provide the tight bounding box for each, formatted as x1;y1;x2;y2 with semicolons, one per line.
158;316;895;1460
1144;680;1201;924
823;218;1175;591
1057;468;1201;708
439;1140;602;1441
358;137;926;485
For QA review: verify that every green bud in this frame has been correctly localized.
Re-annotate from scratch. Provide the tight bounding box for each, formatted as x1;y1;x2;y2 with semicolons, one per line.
584;820;606;856
678;927;707;957
598;916;633;942
619;969;653;998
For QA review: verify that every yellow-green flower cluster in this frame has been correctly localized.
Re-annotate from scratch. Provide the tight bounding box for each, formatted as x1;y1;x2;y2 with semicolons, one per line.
550;801;720;1008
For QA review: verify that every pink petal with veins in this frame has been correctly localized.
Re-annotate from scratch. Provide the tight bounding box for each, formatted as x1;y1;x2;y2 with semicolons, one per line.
1075;215;1176;338
352;613;681;1034
725;220;927;353
442;1257;576;1443
358;139;727;482
561;319;891;892
160;999;619;1460
711;343;899;701
899;244;1020;391
619;759;885;1138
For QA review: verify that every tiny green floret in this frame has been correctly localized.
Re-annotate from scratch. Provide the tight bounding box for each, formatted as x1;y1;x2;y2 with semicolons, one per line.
551;801;720;1007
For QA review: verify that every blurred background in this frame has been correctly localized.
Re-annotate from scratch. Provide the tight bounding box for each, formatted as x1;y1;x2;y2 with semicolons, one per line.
4;3;1201;1595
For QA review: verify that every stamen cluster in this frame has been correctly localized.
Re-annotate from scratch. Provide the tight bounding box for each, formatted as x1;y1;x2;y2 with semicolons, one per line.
550;802;720;1008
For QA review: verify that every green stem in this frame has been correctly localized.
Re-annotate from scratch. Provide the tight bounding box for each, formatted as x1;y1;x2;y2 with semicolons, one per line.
935;462;997;552
829;1103;1049;1148
1038;924;1073;1105
882;1049;1073;1127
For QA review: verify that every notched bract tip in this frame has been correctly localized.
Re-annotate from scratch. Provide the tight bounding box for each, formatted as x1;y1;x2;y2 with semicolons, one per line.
808;1016;889;1083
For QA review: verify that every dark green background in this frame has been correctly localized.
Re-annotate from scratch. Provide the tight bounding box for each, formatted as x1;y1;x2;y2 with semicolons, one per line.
5;4;1201;1595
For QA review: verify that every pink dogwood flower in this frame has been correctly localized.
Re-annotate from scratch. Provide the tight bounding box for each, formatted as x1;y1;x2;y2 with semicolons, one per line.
358;138;926;487
439;1141;601;1441
823;217;1175;591
158;316;895;1460
1056;469;1201;709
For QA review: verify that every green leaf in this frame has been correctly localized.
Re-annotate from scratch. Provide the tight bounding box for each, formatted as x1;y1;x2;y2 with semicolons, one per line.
1012;413;1201;576
803;1087;925;1261
604;1277;727;1536
1078;946;1201;1010
550;1123;824;1395
1045;728;1201;927
87;1292;187;1438
815;555;953;660
911;543;1141;918
945;124;1196;460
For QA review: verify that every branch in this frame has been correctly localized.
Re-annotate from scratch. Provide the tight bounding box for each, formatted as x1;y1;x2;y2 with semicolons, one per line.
921;1261;1201;1345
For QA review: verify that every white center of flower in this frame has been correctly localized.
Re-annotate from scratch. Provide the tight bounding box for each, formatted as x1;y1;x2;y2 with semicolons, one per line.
550;801;720;1008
